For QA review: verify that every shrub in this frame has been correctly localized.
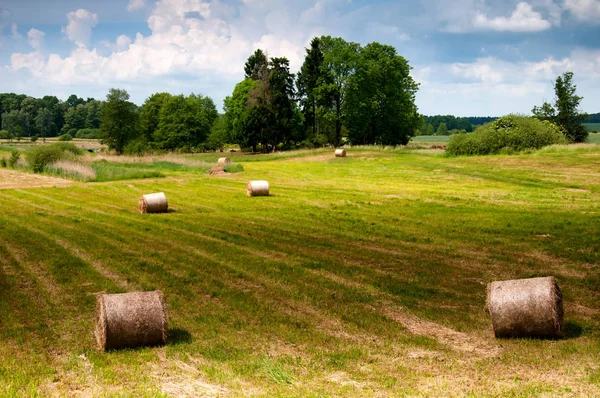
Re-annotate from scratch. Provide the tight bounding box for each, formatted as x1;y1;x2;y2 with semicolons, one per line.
67;128;78;137
52;142;84;155
447;115;568;156
0;130;11;140
31;135;39;143
123;139;153;156
26;144;81;173
76;128;100;139
223;163;244;173
8;151;20;168
0;157;6;167
58;133;73;141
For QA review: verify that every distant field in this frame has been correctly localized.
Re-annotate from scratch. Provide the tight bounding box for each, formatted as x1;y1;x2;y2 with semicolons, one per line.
588;133;600;144
410;135;451;144
0;146;599;396
584;123;600;132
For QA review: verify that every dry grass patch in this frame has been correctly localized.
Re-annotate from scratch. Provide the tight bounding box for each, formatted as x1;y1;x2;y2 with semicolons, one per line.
0;168;71;189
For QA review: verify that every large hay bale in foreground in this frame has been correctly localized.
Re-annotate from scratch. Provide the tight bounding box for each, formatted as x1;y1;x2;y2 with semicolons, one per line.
247;180;269;197
217;157;232;166
486;276;563;338
335;149;346;157
139;192;168;214
95;291;168;351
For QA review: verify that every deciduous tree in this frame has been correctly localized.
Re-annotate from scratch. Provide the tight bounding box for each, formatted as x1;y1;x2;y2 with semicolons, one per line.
100;88;138;154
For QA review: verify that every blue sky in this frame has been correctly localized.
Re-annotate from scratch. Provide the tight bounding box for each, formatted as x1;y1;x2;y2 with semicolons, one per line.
0;0;599;116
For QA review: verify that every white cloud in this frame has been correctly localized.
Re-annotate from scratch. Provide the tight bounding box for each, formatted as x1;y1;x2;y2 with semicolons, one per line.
61;9;98;48
473;2;552;32
27;28;45;51
115;35;132;51
564;0;600;21
127;0;147;12
416;50;600;115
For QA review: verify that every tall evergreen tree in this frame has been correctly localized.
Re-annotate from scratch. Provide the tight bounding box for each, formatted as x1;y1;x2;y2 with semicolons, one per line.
244;49;268;81
297;37;325;140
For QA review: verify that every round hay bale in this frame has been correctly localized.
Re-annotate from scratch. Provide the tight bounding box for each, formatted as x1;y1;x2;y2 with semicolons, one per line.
95;291;167;351
139;192;168;214
486;276;563;338
335;149;346;157
217;157;232;166
247;180;269;197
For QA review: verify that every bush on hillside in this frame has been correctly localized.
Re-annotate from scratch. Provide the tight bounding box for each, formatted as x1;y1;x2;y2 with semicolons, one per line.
26;144;82;173
52;142;84;155
58;133;73;141
447;115;568;156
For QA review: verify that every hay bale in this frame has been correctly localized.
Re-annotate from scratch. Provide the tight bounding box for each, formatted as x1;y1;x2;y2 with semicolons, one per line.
95;291;168;351
486;276;563;338
247;180;269;197
139;192;168;214
335;149;346;157
217;157;232;166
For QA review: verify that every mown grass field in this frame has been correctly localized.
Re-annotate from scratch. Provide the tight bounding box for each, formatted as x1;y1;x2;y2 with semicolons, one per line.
1;145;600;396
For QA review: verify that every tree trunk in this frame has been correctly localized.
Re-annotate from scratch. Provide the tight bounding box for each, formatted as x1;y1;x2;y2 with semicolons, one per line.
335;97;342;147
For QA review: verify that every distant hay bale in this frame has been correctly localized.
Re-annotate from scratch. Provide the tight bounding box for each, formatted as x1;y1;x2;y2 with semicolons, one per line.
217;157;232;166
486;276;563;338
139;192;168;214
247;180;269;197
95;291;168;351
335;149;346;157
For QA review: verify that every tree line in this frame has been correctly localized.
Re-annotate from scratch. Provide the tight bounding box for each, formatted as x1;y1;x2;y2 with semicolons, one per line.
0;93;103;141
417;116;499;136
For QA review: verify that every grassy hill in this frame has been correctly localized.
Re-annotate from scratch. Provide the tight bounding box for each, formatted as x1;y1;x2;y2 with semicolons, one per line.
0;146;599;396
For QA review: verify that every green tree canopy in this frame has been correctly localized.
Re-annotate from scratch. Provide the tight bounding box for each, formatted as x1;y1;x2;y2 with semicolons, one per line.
345;42;420;146
100;88;139;154
153;93;217;150
138;92;172;141
533;71;588;143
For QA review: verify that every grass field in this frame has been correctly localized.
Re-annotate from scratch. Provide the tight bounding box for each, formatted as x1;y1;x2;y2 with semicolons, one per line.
588;133;600;144
583;123;600;133
409;135;451;144
1;145;600;396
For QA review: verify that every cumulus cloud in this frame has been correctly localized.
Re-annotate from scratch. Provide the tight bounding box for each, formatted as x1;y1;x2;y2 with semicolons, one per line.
9;0;317;87
127;0;147;12
564;0;600;21
473;2;552;32
27;28;45;50
62;9;98;47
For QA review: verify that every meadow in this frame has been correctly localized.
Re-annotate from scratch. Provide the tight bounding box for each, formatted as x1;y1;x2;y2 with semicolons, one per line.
0;144;599;396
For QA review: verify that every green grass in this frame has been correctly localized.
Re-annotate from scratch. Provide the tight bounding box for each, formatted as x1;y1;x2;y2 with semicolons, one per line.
91;161;165;182
0;146;599;396
410;135;452;143
587;133;600;144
